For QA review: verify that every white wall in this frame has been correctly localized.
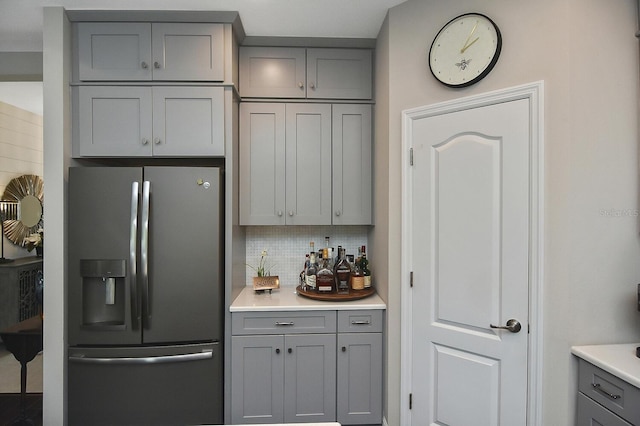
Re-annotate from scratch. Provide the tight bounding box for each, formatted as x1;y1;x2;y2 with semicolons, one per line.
378;0;640;424
42;7;71;424
0;100;43;259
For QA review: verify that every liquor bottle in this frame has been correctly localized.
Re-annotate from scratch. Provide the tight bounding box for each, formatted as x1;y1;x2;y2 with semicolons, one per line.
334;246;351;294
351;256;364;290
316;248;335;293
324;236;333;268
361;245;371;289
300;253;309;288
305;251;318;291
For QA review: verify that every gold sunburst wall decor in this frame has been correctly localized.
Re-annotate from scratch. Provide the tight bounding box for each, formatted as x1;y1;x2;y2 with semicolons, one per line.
1;174;44;246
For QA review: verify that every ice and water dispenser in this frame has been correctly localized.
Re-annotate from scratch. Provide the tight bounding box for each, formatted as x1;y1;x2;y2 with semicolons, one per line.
80;259;127;328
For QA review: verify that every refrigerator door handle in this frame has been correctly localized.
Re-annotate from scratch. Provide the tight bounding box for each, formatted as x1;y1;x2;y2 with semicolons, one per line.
69;349;213;365
141;180;151;322
130;182;140;324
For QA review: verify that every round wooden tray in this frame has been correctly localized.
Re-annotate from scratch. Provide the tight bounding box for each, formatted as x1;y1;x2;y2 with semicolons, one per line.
296;285;375;302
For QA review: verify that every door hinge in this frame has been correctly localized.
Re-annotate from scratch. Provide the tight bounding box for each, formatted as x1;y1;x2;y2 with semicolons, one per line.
409;393;413;409
410;271;413;287
410;148;414;166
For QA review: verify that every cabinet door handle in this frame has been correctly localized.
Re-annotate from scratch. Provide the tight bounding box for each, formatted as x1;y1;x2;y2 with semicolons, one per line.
154;137;162;145
341;346;346;352
288;348;292;354
335;210;341;217
288;211;294;216
592;383;621;400
154;61;161;69
275;348;280;354
141;138;149;146
275;322;294;326
141;61;148;69
309;82;316;89
277;211;283;217
298;81;304;89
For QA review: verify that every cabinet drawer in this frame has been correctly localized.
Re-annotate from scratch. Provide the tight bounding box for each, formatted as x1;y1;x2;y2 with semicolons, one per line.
577;392;632;426
578;359;640;424
232;311;336;335
338;310;383;333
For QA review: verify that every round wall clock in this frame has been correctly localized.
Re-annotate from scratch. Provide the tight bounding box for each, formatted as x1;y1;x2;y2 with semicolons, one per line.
429;13;502;88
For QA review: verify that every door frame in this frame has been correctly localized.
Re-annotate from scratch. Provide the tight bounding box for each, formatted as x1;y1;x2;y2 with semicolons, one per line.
400;81;545;426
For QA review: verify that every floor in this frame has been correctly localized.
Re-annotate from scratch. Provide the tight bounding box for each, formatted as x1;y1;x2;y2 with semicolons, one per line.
0;346;43;425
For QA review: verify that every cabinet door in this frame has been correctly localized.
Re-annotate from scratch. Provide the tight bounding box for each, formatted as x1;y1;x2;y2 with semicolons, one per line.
285;104;332;225
239;47;307;98
337;332;382;425
284;334;337;423
151;87;225;157
76;86;153;157
77;23;152;81
239;103;287;225
151;23;224;81
577;393;632;426
231;335;285;424
307;48;372;100
332;104;372;225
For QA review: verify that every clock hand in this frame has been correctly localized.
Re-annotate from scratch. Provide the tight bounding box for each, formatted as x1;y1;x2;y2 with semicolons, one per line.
461;36;479;53
461;21;479;53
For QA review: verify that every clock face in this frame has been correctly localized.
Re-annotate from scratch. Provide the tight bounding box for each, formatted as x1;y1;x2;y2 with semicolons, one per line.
429;13;502;87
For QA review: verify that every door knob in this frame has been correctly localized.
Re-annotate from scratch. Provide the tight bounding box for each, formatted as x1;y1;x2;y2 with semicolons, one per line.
490;319;521;333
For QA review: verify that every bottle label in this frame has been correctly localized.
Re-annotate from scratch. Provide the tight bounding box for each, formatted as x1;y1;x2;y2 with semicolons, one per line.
364;275;372;288
352;276;365;290
305;275;317;289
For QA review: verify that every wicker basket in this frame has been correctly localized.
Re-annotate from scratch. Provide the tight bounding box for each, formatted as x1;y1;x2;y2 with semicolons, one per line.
252;276;280;291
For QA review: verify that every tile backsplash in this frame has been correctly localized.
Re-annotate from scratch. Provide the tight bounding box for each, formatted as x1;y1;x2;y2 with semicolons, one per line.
245;226;369;287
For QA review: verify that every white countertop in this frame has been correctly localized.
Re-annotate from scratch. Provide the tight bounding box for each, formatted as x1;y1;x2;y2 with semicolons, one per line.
230;286;386;312
571;343;640;388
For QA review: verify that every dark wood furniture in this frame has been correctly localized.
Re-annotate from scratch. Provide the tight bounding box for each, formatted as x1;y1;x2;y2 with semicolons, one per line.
1;316;43;425
0;257;43;341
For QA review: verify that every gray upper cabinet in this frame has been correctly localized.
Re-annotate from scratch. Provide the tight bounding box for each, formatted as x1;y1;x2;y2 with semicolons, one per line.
306;48;372;100
239;103;332;225
332;104;372;225
240;102;371;225
240;46;372;100
77;22;225;81
239;47;306;98
75;85;225;157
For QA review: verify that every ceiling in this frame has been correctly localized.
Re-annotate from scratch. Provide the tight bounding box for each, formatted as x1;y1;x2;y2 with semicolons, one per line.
0;0;407;53
0;0;407;115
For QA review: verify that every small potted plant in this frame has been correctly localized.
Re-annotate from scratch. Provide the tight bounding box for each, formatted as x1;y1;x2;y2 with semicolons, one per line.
24;227;43;257
247;249;279;292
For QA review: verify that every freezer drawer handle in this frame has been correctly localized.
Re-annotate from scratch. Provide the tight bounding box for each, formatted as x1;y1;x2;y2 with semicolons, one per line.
69;349;213;365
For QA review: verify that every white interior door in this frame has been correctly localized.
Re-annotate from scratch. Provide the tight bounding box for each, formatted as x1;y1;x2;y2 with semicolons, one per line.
408;98;530;425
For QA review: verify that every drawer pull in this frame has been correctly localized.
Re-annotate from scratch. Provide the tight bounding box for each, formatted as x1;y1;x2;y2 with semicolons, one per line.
275;321;294;326
592;383;621;400
351;320;371;325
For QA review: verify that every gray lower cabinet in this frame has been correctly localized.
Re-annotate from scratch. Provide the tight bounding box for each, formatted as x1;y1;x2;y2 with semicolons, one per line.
337;310;383;425
577;358;640;425
74;85;225;157
231;309;383;425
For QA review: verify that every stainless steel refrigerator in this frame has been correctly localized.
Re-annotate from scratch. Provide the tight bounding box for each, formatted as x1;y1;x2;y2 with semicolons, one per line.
67;166;223;425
